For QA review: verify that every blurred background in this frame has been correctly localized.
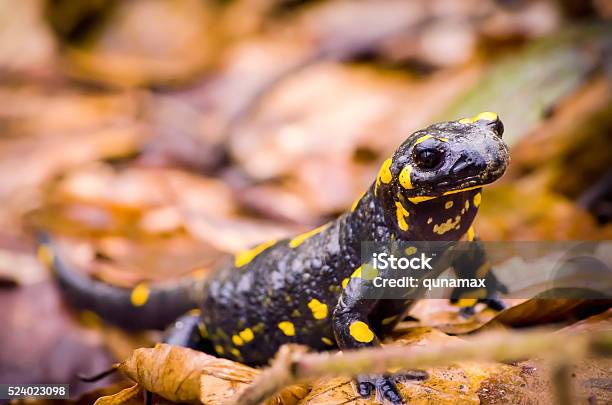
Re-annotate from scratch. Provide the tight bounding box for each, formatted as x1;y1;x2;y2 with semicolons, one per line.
0;0;611;400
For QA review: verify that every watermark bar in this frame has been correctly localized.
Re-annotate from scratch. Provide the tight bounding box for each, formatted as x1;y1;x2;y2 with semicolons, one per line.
0;384;70;400
359;241;612;299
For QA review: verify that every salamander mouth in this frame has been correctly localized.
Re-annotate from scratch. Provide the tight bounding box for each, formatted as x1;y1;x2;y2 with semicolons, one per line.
438;167;505;190
409;157;508;199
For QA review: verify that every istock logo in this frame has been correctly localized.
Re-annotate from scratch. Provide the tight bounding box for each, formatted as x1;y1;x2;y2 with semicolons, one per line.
372;252;433;271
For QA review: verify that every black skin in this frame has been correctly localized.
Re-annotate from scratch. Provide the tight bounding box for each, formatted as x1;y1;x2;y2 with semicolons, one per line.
39;114;510;404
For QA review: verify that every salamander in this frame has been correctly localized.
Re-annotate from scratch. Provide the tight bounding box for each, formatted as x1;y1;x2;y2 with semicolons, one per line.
37;112;510;404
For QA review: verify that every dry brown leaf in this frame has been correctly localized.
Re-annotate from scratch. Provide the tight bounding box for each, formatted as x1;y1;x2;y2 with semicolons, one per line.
93;384;141;405
100;343;308;405
18;382;137;405
481;298;612;330
410;298;610;336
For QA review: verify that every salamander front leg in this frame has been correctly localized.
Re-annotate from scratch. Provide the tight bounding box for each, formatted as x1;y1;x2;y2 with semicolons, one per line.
332;282;404;404
450;235;507;317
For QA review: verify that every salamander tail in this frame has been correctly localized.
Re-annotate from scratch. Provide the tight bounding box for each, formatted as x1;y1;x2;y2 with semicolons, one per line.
37;232;201;331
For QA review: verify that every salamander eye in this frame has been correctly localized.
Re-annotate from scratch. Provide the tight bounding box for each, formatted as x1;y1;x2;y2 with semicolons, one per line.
414;147;443;169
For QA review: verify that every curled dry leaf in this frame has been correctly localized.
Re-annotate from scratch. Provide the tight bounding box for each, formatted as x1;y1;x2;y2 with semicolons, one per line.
477;297;612;331
95;343;308;405
93;384;141;405
408;296;610;336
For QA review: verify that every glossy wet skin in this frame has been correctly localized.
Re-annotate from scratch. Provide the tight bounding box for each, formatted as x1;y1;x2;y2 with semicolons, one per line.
44;113;510;405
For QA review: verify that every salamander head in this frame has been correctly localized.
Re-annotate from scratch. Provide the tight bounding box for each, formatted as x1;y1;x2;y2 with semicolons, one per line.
373;112;509;239
375;112;508;200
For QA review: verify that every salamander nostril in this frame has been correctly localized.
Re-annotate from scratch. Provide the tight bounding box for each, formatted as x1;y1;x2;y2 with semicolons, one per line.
450;156;468;174
450;151;485;175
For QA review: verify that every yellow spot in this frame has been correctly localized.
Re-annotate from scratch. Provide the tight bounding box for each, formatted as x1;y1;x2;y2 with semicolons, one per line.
433;216;461;235
472;111;498;122
456;298;478;307
188;308;201;316
198;322;208;338
230;348;241;357
214;345;224;355
376;158;393;186
235;240;276;267
399;165;413;189
467;226;475;241
236;328;254;343
351;266;362;279
239;329;253;343
37;245;54;267
408;195;436;204
321;337;334;346
395;201;410;231
465;200;470;210
443;185;482;195
278;321;295;336
459;112;498;125
349;321;375;343
308;298;328;320
130;283;150;307
414;134;433;145
341;278;349;289
473;192;481;207
351;191;366;212
289;224;328;248
476;262;491;279
437;137;449;142
232;334;244;346
427;217;433;224
405;246;417;255
444;201;454;209
382;315;398;325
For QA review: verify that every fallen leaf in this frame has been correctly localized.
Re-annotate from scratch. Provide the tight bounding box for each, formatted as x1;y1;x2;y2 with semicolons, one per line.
96;343;309;405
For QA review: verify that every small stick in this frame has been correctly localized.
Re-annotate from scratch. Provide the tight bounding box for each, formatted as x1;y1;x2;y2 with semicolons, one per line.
552;362;573;405
78;364;120;382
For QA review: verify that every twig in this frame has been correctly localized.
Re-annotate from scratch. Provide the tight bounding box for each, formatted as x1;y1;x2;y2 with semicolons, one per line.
231;329;612;405
551;361;573;405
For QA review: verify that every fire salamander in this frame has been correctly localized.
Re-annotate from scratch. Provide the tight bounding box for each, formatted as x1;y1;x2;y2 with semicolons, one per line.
38;112;510;404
